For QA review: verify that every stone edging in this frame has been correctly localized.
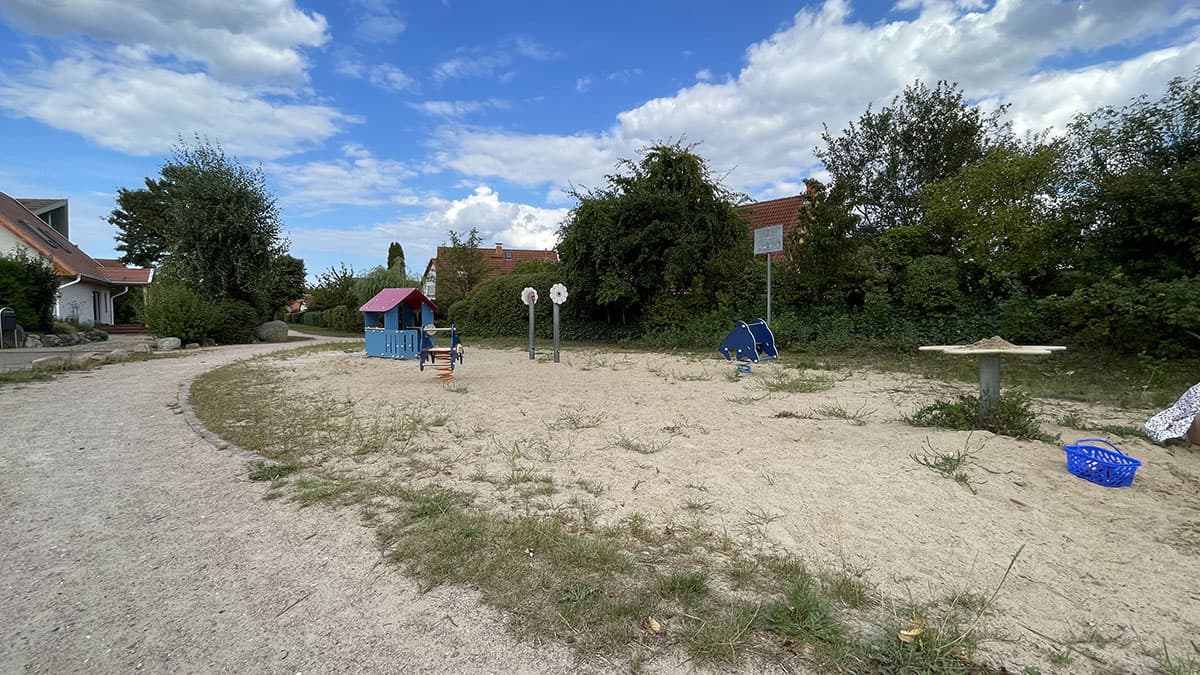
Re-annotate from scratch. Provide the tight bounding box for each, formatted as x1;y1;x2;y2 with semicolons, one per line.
176;377;279;466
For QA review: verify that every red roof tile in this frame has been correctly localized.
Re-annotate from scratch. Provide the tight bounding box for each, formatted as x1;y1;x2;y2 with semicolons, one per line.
736;195;806;246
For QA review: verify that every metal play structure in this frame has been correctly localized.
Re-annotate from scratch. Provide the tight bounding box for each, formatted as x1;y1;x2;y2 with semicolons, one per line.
359;287;465;379
718;318;778;369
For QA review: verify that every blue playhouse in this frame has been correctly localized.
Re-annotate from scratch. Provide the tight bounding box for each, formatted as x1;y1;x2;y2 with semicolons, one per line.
359;288;464;379
718;318;778;368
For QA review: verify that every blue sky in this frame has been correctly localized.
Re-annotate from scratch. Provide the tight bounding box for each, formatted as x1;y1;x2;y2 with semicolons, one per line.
1;0;1198;282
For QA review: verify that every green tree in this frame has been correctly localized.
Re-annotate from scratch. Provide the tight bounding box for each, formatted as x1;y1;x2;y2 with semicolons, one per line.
817;80;1011;235
109;177;171;267
783;179;879;308
557;141;750;326
1066;68;1200;281
0;247;58;332
354;264;414;305
258;254;307;316
437;228;487;305
922;142;1073;296
387;241;406;273
158;139;285;304
309;263;358;311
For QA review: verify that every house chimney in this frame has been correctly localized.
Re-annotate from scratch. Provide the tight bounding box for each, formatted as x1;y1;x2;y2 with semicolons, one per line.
495;242;503;253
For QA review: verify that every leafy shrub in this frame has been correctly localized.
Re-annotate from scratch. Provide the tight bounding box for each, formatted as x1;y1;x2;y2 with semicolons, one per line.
301;310;325;327
52;320;77;334
0;248;58;332
325;305;363;333
906;390;1050;440
141;279;219;342
212;299;260;344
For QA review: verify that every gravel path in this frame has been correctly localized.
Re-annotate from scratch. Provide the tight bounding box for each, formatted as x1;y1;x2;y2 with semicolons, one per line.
0;337;580;674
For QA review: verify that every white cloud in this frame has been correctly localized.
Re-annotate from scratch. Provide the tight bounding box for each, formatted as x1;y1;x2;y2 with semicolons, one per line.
271;144;419;210
513;37;561;61
695;69;713;82
433;51;512;82
608;67;643;82
411;99;509;117
285;186;565;277
368;63;417;92
351;0;406;43
0;0;328;83
576;76;592;93
433;0;1200;197
0;55;355;159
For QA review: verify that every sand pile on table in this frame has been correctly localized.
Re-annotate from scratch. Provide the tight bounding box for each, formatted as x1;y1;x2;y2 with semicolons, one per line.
967;336;1017;350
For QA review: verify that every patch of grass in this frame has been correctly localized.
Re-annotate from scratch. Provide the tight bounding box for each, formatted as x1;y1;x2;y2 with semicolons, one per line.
772;409;816;419
1051;650;1073;666
611;430;669;455
248;460;302;481
548;404;606;430
674;370;712;382
270;340;362;359
910;436;988;494
684;499;714;513
724;393;770;405
443;380;469;394
680;604;760;666
906;390;1055;442
284;324;365;339
291;476;368;507
814;401;875;426
576;479;606;496
654;570;711;607
761;372;834;394
1153;639;1200;675
820;570;872;609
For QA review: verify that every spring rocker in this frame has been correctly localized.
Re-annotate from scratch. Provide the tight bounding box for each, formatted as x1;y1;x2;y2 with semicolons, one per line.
718;318;778;372
419;324;464;380
359;287;465;379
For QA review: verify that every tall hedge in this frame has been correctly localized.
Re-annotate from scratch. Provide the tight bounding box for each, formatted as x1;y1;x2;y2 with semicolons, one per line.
0;248;58;332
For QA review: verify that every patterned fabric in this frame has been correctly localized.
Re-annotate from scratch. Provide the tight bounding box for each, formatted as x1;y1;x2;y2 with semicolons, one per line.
1145;383;1200;443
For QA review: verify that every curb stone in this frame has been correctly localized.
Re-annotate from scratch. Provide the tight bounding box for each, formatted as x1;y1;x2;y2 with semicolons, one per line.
176;378;278;467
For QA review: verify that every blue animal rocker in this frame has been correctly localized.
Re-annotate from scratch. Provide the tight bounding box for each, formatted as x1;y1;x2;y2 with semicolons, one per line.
718;318;778;372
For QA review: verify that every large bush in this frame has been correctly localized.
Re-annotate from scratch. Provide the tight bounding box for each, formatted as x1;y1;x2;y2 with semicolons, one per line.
141;279;219;342
0;248;57;332
211;299;260;344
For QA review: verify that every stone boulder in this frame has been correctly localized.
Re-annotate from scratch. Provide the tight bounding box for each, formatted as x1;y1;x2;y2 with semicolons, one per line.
132;343;152;354
31;355;66;371
108;348;131;362
24;335;43;348
185;342;200;349
254;320;289;343
40;334;62;348
85;329;109;342
69;351;97;366
1;324;26;349
156;337;182;351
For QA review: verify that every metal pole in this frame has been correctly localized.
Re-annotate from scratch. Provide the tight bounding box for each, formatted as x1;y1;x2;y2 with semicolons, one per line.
552;303;560;363
978;355;1001;422
528;302;536;360
766;252;772;326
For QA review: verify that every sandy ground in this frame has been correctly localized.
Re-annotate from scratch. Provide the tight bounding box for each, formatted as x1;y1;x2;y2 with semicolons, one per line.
0;336;585;674
264;345;1200;674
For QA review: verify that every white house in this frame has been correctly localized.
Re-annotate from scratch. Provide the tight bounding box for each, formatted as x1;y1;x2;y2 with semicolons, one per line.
0;191;152;326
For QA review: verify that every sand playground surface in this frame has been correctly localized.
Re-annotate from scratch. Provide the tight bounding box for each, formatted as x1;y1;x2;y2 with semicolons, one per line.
257;344;1200;672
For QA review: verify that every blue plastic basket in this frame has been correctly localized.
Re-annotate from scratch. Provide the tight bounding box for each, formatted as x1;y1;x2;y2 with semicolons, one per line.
1062;438;1141;488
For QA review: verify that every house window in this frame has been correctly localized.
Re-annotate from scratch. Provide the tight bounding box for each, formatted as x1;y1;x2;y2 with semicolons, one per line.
505;251;512;260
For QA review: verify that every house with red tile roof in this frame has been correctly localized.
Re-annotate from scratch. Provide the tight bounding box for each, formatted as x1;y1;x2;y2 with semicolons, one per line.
420;242;559;300
735;194;806;252
0;191;153;326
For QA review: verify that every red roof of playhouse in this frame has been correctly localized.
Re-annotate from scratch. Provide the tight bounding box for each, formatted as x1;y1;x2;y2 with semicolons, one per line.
359;287;438;314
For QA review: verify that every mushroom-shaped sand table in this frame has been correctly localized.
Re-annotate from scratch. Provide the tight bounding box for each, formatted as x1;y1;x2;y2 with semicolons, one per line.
919;337;1065;421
